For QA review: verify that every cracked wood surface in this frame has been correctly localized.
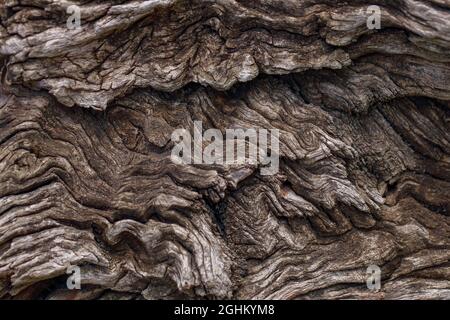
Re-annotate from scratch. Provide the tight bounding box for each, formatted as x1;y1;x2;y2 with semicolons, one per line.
0;0;449;299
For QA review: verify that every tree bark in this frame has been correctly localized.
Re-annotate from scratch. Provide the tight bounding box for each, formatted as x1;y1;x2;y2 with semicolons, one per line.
0;0;449;299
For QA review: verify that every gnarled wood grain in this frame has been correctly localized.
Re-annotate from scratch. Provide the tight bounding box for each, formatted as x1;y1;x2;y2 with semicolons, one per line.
0;0;449;300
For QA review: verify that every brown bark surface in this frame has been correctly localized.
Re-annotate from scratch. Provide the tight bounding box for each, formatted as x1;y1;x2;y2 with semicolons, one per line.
0;0;449;299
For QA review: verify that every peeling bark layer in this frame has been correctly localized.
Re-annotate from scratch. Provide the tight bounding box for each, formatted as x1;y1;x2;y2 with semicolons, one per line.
0;0;449;300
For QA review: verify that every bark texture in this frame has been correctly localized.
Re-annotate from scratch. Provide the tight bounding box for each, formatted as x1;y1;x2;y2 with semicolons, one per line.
0;0;450;300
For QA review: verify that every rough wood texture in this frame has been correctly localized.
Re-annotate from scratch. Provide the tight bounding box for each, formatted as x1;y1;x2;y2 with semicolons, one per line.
0;0;449;300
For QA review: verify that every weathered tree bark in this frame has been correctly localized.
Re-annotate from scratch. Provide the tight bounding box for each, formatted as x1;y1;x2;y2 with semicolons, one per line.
0;0;449;300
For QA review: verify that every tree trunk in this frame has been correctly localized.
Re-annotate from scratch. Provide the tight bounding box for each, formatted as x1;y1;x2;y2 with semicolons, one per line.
0;0;449;300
